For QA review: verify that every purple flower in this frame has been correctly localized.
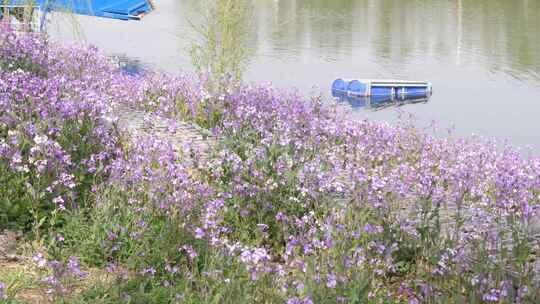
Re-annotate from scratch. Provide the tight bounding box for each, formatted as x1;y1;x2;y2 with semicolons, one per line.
68;256;88;279
3;25;540;304
33;253;47;268
326;273;337;289
286;296;314;304
181;245;199;260
482;289;501;302
141;267;156;276
0;282;6;300
276;211;288;223
106;231;118;241
194;228;205;239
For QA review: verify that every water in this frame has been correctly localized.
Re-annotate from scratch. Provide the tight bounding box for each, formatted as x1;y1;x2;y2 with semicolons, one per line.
48;0;540;153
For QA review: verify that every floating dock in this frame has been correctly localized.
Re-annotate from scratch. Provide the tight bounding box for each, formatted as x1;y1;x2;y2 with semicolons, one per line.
332;78;433;100
1;0;154;31
42;0;154;20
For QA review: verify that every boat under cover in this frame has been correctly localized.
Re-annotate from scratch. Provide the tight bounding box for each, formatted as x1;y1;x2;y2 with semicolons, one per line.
1;0;154;21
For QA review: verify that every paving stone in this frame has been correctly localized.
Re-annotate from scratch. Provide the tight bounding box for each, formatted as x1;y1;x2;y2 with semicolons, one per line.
0;230;22;262
109;104;217;166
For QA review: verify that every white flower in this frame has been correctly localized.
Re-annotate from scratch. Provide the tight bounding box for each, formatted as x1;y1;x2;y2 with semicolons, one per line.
16;165;30;173
52;196;64;204
33;135;48;145
12;153;22;164
33;253;47;268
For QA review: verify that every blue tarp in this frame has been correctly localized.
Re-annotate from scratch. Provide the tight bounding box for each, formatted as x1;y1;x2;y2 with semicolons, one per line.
3;0;153;20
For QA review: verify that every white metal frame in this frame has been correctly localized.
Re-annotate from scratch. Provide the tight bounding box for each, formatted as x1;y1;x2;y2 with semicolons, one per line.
348;79;432;98
0;3;43;32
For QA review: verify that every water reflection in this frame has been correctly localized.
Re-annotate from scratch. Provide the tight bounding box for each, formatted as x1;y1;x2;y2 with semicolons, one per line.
253;0;540;82
332;91;429;111
50;0;540;83
114;55;148;76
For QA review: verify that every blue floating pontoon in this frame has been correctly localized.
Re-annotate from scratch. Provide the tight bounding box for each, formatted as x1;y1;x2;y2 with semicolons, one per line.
1;0;154;30
332;78;433;100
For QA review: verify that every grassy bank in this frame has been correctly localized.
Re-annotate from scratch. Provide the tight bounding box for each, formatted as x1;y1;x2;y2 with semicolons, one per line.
1;26;540;303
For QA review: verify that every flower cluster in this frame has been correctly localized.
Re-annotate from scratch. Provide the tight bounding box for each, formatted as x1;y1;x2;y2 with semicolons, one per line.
0;24;122;227
0;281;6;300
1;25;539;303
33;252;88;298
134;65;540;301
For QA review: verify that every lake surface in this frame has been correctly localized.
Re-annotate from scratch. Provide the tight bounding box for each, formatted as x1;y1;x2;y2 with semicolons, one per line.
48;0;540;153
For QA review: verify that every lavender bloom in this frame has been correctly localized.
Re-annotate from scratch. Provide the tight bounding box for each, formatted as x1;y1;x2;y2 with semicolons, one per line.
482;289;501;302
286;296;314;304
33;253;47;268
326;273;337;289
3;24;540;303
181;245;199;260
0;282;6;300
67;256;88;279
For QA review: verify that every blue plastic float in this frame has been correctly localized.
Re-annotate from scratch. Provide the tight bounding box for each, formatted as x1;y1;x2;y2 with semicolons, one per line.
332;79;433;100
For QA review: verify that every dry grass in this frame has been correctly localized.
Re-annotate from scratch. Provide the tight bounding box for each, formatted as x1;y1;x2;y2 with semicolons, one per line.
0;259;46;303
0;258;115;303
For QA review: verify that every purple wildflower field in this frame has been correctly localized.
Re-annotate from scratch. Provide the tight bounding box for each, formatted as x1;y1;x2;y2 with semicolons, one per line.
1;25;540;303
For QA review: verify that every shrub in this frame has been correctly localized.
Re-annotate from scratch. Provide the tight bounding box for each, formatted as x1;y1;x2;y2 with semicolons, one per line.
2;24;540;303
0;26;118;231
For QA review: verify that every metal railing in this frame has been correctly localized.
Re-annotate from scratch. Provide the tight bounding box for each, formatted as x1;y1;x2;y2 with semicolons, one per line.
0;2;44;32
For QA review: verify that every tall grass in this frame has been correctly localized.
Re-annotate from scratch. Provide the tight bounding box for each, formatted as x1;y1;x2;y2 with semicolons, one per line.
1;0;38;31
188;0;254;94
0;0;84;36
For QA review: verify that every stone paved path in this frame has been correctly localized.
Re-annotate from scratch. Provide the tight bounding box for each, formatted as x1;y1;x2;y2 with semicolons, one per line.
0;230;22;263
111;104;217;165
